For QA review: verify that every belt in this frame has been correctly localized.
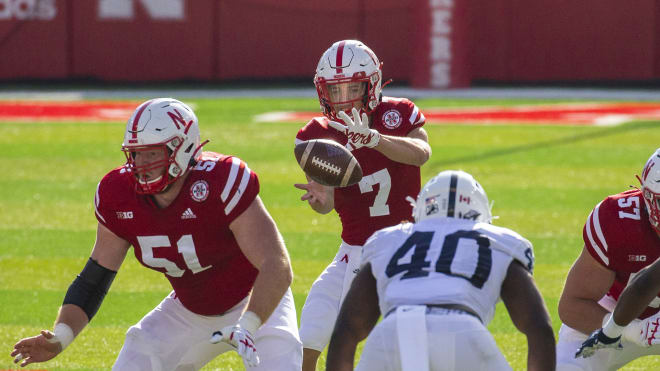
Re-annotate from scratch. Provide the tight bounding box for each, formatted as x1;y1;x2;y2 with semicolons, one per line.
386;303;482;323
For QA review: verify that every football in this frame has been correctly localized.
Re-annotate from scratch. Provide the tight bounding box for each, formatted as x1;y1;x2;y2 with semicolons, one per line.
294;139;362;187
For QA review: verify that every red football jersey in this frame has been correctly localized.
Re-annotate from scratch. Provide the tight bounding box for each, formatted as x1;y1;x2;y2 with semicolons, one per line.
94;152;259;315
296;97;426;245
583;189;660;319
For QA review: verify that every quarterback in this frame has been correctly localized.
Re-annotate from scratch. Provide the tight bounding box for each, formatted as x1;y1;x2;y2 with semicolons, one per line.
559;148;660;370
11;98;302;370
294;39;432;371
326;170;555;371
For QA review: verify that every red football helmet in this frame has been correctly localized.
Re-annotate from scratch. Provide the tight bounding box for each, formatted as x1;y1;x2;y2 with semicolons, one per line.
639;148;660;233
121;98;205;194
314;40;384;121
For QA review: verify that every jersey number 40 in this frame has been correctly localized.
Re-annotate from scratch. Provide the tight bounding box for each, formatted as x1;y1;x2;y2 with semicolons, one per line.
385;230;493;288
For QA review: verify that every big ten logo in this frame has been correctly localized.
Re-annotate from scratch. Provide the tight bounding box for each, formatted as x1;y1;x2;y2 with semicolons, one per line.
0;0;56;20
98;0;185;20
429;0;453;88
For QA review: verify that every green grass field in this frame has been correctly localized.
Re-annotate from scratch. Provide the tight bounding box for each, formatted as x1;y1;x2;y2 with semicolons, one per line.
1;96;659;370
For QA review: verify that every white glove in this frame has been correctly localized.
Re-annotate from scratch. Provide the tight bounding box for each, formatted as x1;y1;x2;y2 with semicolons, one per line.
209;311;261;367
622;315;660;347
328;108;380;150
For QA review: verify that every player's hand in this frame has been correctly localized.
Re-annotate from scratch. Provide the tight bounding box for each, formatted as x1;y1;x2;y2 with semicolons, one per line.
575;328;622;358
623;314;660;347
294;179;332;203
210;325;260;367
328;108;380;150
11;330;62;367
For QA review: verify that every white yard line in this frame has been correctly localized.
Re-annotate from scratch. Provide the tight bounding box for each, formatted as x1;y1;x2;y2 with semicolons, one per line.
0;87;659;101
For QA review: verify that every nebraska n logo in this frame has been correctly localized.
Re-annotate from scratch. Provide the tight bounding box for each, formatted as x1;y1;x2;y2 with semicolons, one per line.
167;109;193;131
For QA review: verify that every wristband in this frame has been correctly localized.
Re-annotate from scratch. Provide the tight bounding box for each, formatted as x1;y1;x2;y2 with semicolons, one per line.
47;323;75;351
238;311;262;335
602;313;625;338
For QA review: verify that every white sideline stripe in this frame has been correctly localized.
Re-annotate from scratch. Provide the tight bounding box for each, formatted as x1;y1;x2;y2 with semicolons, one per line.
221;157;240;202
586;202;609;265
225;166;251;215
254;111;296;122
94;182;106;223
4;87;660;101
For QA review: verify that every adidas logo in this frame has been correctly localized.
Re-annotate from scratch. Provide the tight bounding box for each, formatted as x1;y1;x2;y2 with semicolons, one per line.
181;208;196;219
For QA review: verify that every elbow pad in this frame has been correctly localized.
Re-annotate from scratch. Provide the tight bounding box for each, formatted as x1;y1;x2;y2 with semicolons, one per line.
63;258;117;321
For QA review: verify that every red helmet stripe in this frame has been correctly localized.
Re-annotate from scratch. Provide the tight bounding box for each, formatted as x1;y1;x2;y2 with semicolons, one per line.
335;41;346;74
130;99;154;141
643;161;655;181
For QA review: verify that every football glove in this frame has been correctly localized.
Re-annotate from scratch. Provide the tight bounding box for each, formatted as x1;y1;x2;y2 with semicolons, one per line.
575;328;622;358
328;108;380;150
622;314;660;347
210;311;262;367
210;325;259;367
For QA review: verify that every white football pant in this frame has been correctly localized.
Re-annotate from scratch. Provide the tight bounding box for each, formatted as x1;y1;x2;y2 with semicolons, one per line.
356;310;512;371
557;295;660;370
112;288;301;371
299;241;362;351
556;323;660;371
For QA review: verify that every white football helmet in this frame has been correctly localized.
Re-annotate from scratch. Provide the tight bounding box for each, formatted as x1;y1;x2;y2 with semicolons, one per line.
121;98;205;194
314;40;383;121
411;170;492;223
638;148;660;232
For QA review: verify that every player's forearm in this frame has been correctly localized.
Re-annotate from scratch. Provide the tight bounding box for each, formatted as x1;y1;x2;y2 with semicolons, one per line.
325;343;356;371
55;304;89;340
245;254;293;323
374;135;431;166
326;328;359;371
525;326;556;371
613;266;660;326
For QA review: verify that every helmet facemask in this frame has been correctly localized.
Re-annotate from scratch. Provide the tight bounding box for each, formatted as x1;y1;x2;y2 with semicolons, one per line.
314;40;383;122
122;136;187;195
641;186;660;232
315;73;379;121
638;149;660;233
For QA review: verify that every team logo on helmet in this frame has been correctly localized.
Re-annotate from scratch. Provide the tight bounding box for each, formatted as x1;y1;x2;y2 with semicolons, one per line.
190;180;209;202
382;109;402;129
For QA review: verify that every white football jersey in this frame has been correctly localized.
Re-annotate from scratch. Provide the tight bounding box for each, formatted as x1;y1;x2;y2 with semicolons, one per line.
363;217;534;325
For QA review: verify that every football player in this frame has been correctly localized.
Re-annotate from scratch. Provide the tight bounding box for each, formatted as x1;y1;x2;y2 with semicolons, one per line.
11;98;302;370
558;148;660;370
326;170;555;371
294;39;432;371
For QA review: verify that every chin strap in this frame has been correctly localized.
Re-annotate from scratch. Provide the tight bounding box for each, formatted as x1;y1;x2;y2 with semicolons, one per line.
189;139;210;166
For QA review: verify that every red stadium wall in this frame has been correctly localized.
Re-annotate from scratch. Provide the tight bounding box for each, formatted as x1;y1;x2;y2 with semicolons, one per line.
0;0;658;87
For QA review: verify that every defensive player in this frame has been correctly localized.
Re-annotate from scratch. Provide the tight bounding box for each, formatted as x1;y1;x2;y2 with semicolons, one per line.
326;170;555;371
294;39;432;371
11;98;302;370
558;148;660;370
